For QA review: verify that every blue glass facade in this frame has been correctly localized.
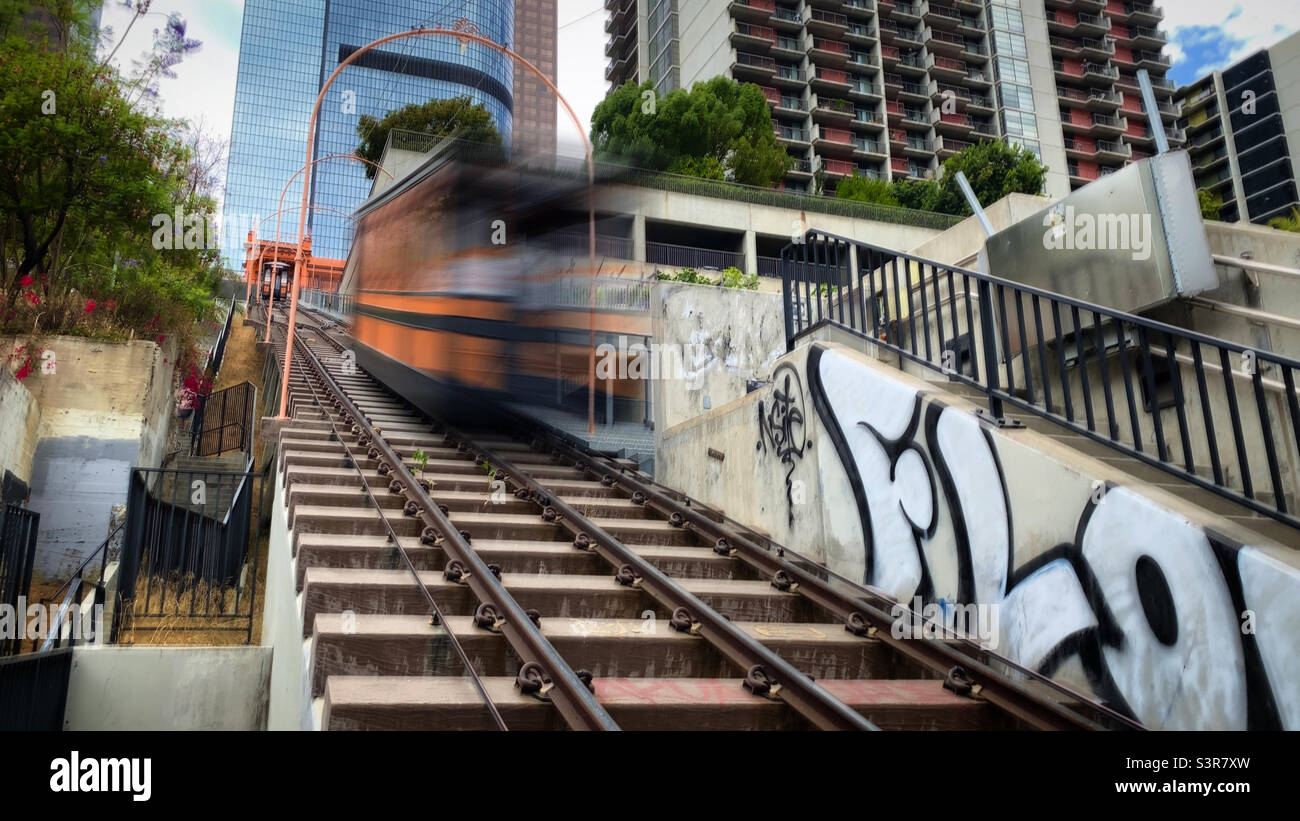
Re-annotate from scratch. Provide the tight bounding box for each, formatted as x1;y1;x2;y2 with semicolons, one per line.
222;0;514;267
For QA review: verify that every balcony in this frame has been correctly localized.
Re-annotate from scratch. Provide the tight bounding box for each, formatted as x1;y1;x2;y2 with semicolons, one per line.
890;2;923;23
846;23;878;44
898;51;927;75
924;27;964;54
924;4;963;30
880;43;901;66
1058;86;1123;111
1095;138;1131;162
848;79;883;102
808;37;850;64
772;34;803;58
898;77;929;101
820;157;857;178
853;136;886;158
1191;146;1230;174
606;0;635;32
1124;25;1166;49
1045;9;1111;37
1063;135;1095;159
813;125;858;155
932;109;974;135
772;91;809;114
813;95;856;122
966;92;994;112
811;66;852;92
843;0;875;15
773;64;808;87
961;40;989;62
787;158;814;176
902;135;935;156
927;53;967;80
1055;58;1118;87
807;0;848;8
851;106;885;128
775;124;811;145
771;5;803;28
955;13;984;37
732;22;777;49
730;0;777;22
1132;50;1170;71
1122;3;1164;25
935;135;972;157
807;8;851;34
1080;37;1115;60
846;49;876;71
963;67;991;88
732;51;777;79
1089;112;1127;137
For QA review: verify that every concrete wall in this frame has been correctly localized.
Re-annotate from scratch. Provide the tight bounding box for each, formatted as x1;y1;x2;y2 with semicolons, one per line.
0;367;41;487
2;335;177;580
658;339;1300;730
64;646;271;730
907;193;1054;265
650;280;787;432
262;461;313;730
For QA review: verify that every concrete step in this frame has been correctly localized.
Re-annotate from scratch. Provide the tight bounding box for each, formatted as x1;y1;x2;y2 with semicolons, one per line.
299;568;820;635
309;614;914;697
321;675;995;731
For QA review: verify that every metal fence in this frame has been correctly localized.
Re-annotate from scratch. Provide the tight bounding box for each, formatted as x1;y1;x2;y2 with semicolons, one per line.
191;381;257;458
780;231;1300;531
299;287;354;319
115;466;262;643
206;299;234;377
0;505;38;657
0;647;71;730
647;241;744;272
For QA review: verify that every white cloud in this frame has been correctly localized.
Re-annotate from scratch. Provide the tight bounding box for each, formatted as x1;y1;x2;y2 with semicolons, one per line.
1162;1;1300;76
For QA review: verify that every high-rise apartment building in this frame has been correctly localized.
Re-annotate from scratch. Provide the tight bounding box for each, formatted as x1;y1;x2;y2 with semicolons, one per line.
604;1;1181;199
222;0;515;267
1176;30;1300;225
513;0;558;159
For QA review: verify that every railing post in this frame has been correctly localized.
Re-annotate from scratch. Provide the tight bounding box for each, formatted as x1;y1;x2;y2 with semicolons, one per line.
781;246;795;352
976;277;1004;419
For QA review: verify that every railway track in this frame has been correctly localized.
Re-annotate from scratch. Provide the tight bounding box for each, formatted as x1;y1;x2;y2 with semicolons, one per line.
260;304;1137;731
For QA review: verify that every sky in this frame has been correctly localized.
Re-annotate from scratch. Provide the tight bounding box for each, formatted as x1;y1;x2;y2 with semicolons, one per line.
96;0;1300;204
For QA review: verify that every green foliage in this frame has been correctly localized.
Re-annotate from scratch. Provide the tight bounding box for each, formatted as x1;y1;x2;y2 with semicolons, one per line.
834;173;900;206
591;77;792;187
891;178;942;212
1198;188;1224;221
0;0;221;340
355;97;502;178
654;266;758;290
930;139;1047;216
412;448;429;476
831;140;1047;217
1267;207;1300;233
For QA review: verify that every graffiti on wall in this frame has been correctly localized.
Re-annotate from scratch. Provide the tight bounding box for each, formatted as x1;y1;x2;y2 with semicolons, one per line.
804;343;1299;730
756;362;812;526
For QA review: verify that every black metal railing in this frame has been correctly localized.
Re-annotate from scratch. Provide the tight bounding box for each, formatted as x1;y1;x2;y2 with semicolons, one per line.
0;505;38;656
114;466;262;643
533;230;634;260
0;646;72;730
780;231;1300;530
36;521;117;653
647;241;743;271
191;381;257;458
205;299;234;378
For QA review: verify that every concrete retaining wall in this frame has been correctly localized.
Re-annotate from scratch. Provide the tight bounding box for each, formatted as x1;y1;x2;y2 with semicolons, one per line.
261;461;313;730
658;339;1300;730
64;645;271;730
2;335;177;580
0;367;41;488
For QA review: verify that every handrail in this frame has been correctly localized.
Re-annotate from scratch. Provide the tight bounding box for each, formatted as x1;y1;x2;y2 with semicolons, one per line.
38;521;119;652
781;230;1300;531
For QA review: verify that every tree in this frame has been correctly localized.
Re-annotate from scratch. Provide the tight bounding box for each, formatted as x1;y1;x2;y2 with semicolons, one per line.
355;97;502;179
1198;188;1223;221
0;0;221;339
590;77;792;186
929;139;1047;216
891;178;941;212
834;173;899;206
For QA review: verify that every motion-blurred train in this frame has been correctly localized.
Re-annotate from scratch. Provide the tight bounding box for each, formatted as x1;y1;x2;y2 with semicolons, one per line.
343;140;650;426
260;261;293;303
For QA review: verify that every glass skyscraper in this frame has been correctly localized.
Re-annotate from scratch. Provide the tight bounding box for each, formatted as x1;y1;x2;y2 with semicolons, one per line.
222;0;514;267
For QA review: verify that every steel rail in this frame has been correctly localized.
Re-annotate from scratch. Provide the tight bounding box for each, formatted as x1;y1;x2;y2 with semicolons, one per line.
524;423;1126;732
438;424;880;732
283;333;509;730
290;304;1124;729
289;329;620;731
